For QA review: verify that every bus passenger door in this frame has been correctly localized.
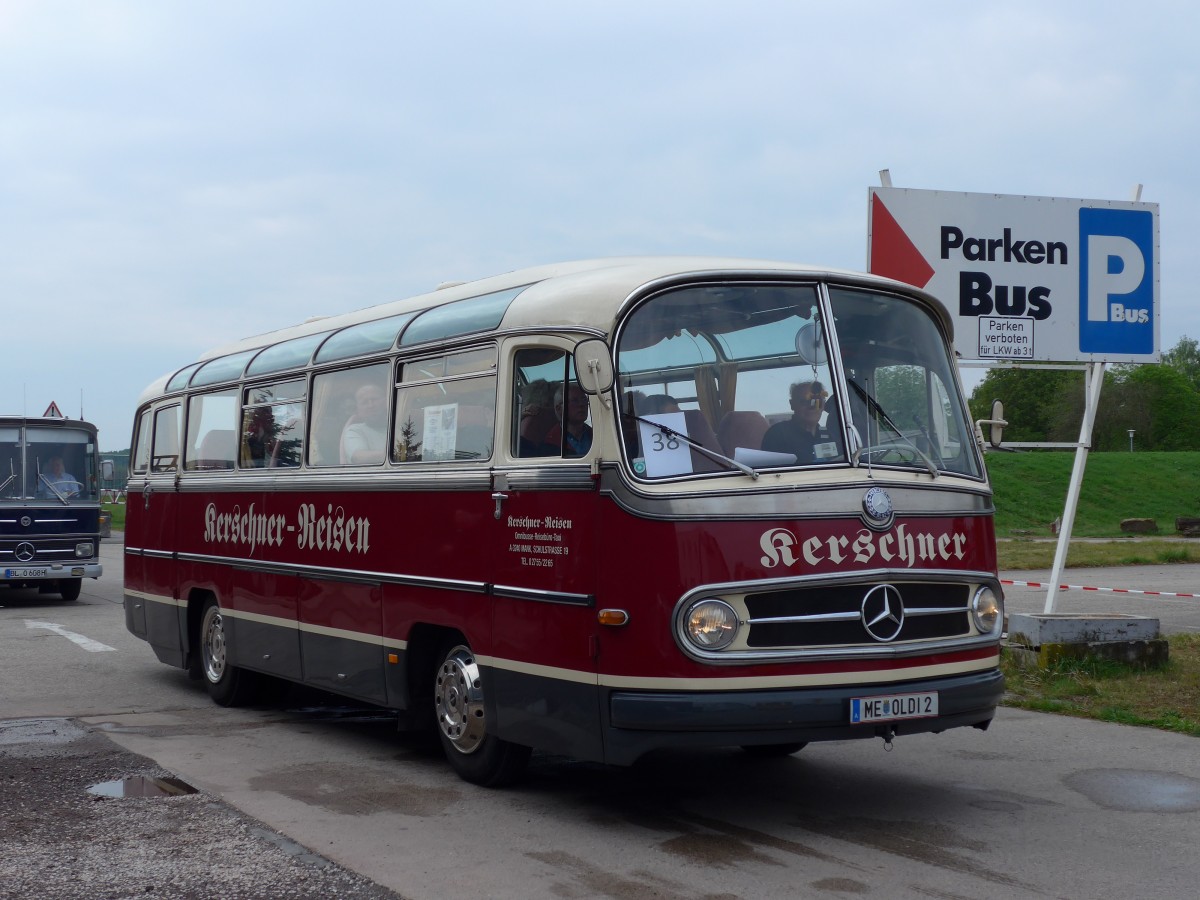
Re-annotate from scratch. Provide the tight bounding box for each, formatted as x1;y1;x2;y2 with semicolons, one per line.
487;348;603;762
137;404;186;663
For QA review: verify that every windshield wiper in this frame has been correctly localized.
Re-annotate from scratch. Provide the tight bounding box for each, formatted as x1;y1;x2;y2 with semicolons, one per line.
847;381;939;478
623;412;759;480
38;473;71;505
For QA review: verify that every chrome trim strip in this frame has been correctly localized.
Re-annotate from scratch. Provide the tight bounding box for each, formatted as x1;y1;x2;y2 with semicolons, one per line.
174;550;489;594
746;604;967;626
596;466;992;522
491;584;595;607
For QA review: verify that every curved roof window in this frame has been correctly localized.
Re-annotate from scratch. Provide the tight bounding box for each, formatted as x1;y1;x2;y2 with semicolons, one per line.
315;312;416;364
399;286;528;348
190;350;257;388
246;332;329;377
166;362;204;393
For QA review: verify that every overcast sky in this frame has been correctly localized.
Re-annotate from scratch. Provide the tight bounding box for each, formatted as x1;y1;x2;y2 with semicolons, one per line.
2;1;1194;449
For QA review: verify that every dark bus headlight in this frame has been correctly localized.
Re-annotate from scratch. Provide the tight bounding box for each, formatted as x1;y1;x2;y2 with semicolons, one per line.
75;543;93;559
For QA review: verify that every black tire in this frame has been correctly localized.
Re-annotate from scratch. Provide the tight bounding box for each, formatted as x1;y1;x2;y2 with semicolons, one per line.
433;643;530;786
740;742;808;758
58;579;82;602
198;598;256;706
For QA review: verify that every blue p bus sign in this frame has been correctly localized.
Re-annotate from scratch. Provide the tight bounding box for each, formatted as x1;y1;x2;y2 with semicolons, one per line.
1079;207;1155;356
868;186;1160;363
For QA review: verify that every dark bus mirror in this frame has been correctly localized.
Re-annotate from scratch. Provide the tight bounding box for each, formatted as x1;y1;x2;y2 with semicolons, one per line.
573;339;614;395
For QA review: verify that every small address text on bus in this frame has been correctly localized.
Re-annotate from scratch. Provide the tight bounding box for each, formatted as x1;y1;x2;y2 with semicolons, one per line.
506;514;572;569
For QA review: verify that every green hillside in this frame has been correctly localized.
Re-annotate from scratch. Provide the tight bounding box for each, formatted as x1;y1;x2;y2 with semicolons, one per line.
984;451;1200;538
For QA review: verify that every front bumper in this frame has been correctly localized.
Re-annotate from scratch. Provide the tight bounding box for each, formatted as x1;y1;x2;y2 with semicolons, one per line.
603;668;1004;765
1;562;103;582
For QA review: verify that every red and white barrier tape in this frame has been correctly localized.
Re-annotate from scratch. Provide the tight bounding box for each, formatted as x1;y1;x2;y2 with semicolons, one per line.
1001;579;1200;599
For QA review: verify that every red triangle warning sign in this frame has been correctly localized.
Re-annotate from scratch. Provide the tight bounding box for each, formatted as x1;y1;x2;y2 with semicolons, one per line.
43;401;65;418
870;193;935;289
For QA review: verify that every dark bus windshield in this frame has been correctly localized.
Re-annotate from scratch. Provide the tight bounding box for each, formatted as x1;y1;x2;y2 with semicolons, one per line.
0;425;98;503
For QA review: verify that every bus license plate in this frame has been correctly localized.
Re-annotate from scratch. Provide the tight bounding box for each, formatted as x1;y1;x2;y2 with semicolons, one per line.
850;691;938;723
4;568;49;579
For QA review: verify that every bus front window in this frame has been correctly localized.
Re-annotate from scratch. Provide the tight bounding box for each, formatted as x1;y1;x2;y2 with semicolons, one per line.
616;281;980;480
828;288;980;478
26;427;96;502
0;428;21;498
617;282;842;479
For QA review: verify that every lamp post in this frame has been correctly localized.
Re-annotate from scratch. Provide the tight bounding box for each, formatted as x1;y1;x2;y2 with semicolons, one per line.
1128;429;1135;452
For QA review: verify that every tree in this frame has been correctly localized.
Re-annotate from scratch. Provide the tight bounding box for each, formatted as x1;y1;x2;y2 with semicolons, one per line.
1093;364;1200;451
1161;335;1200;391
967;368;1082;443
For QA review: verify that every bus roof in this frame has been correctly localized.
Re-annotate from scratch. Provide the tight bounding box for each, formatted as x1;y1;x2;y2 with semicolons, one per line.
140;257;948;403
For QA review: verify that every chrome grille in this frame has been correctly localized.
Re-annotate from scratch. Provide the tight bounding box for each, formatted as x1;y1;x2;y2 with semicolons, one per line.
0;538;81;563
744;582;971;648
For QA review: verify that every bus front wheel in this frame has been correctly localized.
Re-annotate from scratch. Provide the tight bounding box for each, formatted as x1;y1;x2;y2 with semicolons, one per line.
58;579;81;602
433;642;530;786
199;598;255;707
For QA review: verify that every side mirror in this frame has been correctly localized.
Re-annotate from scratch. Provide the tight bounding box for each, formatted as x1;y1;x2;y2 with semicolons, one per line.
974;399;1007;450
989;399;1006;447
573;339;614;395
101;459;115;480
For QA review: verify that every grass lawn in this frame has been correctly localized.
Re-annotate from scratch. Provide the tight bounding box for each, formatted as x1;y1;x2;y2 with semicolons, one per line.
1001;634;1200;737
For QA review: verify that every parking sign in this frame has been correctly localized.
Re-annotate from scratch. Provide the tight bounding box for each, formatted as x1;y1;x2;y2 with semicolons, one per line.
868;187;1160;363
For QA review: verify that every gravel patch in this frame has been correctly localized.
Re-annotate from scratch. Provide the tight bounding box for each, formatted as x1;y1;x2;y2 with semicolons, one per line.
0;718;403;900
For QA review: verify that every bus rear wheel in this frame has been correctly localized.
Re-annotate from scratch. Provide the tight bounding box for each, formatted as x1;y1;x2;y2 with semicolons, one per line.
199;598;256;707
58;579;81;602
433;643;530;786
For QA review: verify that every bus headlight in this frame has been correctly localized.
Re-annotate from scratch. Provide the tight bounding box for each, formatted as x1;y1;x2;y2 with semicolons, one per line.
75;543;93;559
683;599;740;651
971;586;1002;634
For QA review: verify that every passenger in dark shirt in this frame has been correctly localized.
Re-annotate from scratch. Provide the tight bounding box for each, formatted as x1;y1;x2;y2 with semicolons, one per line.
761;380;831;464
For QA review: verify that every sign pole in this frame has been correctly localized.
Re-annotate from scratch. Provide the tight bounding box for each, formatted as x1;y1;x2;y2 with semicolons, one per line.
1043;361;1106;613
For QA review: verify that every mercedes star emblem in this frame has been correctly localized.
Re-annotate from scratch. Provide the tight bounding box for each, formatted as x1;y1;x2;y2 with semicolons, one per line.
861;584;905;642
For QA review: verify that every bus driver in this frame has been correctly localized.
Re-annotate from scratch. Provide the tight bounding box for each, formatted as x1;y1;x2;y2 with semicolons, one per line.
39;455;80;497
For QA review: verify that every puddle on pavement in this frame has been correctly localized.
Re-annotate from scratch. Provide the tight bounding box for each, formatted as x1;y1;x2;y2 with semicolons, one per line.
88;776;199;799
1064;768;1200;813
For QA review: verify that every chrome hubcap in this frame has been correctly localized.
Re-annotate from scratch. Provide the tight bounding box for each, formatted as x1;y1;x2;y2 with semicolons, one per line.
434;645;486;754
201;606;227;684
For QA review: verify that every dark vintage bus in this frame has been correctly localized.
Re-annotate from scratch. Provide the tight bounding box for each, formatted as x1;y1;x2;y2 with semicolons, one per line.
124;257;1004;785
1;416;104;601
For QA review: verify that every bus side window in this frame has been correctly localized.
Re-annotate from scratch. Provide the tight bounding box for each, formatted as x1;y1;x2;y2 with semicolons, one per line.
241;380;307;469
185;390;238;471
395;348;497;462
151;405;181;473
308;363;390;467
511;348;567;458
131;410;152;474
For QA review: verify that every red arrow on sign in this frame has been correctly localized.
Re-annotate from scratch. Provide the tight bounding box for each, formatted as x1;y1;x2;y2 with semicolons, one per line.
870;194;935;289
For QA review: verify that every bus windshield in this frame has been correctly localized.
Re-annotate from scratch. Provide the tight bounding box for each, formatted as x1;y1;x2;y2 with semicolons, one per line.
615;282;980;480
0;426;98;502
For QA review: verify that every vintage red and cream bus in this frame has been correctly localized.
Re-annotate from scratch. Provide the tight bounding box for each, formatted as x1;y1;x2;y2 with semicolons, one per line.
124;257;1004;785
2;415;104;601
